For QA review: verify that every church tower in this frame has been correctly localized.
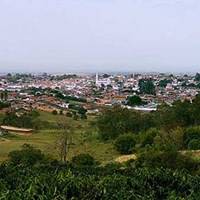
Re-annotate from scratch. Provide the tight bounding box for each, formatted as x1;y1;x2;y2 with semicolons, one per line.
96;73;99;86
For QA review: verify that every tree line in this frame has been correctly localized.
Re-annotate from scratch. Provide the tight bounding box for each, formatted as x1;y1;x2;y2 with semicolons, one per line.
96;95;200;170
96;95;200;140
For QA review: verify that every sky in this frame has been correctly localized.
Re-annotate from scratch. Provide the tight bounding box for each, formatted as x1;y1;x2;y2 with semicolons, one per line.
0;0;200;73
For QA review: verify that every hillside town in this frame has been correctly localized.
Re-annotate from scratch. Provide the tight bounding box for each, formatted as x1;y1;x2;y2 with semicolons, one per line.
0;72;200;115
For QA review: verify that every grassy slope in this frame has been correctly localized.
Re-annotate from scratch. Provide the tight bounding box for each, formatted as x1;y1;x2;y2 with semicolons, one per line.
0;111;119;163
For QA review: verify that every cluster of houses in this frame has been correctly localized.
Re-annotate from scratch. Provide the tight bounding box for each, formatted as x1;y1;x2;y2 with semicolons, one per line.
0;72;200;115
93;73;200;110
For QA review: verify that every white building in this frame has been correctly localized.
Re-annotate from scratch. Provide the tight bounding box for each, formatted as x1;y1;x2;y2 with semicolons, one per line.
95;73;111;87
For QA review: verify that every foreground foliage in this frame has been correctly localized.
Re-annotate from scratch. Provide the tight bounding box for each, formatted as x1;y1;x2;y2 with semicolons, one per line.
0;146;200;200
0;162;200;200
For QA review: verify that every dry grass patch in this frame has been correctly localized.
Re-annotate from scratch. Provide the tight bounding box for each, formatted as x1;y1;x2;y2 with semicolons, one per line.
115;154;137;163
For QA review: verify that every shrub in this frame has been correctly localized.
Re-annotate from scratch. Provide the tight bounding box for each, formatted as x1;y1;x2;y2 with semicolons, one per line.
140;128;158;147
71;154;97;166
52;110;58;115
78;107;87;115
8;144;46;166
127;95;143;106
80;114;87;120
183;126;200;147
0;101;10;109
66;112;72;117
114;134;136;154
153;128;184;151
188;139;200;150
73;114;78;120
136;149;199;170
3;111;39;129
30;110;40;117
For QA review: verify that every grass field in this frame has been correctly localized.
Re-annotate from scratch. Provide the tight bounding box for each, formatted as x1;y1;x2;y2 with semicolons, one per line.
0;111;119;163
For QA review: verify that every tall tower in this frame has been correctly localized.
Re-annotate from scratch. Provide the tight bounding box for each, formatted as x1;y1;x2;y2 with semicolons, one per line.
96;73;99;86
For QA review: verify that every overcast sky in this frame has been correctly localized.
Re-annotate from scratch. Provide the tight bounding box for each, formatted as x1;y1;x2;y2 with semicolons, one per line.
0;0;200;73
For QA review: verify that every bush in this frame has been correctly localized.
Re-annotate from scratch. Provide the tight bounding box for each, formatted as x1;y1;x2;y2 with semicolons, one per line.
73;114;78;120
80;114;87;120
153;128;184;151
140;128;158;147
136;150;199;170
30;110;40;117
183;127;200;147
52;110;58;115
114;134;136;154
59;110;63;115
188;139;200;150
66;112;73;117
78;107;87;115
127;95;143;106
8;144;46;166
0;101;10;109
71;154;97;166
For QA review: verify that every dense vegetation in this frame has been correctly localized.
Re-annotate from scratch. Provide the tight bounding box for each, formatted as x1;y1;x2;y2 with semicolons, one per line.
2;110;40;129
138;79;156;95
97;95;200;141
1;94;200;198
96;95;200;178
54;90;87;103
0;145;200;199
158;79;172;88
6;73;34;83
126;95;146;106
50;74;78;81
0;101;10;110
27;87;87;103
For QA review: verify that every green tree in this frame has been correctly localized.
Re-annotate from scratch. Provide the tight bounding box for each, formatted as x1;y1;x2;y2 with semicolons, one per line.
0;92;4;101
96;106;141;140
195;73;200;81
153;128;184;151
127;95;143;106
191;95;200;125
188;139;200;150
140;128;158;147
78;107;87;115
183;126;200;148
114;134;136;154
158;79;172;88
157;100;193;130
4;90;8;101
172;100;193;127
139;79;156;95
3;111;39;128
